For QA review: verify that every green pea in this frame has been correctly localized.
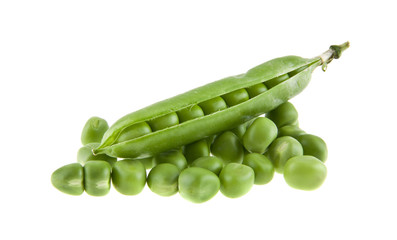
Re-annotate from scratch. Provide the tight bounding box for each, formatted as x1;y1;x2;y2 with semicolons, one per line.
81;116;109;145
190;156;224;175
77;143;117;167
265;73;289;89
206;135;216;148
242;117;278;154
246;83;268;98
148;112;179;131
243;153;274;185
266;136;303;173
177;105;205;123
198;96;227;115
183;139;210;165
84;161;112;196
277;125;305;138
147;163;179;197
154;149;187;171
116;122;152;143
211;131;244;165
51;163;84;196
283;155;327;191
266;102;298;128
219;163;254;198
296;134;328;162
178;167;220;203
231;123;248;140
136;157;155;169
222;89;249;107
112;159;146;195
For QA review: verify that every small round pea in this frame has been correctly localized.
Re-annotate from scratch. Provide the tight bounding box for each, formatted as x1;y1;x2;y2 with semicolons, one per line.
266;136;303;173
198;96;227;115
266;102;298;128
277;125;305;138
81;116;109;145
219;163;254;198
283;156;327;191
154;149;187;171
211;131;244;165
178;167;220;203
190;156;224;175
147;163;179;197
265;73;289;89
51;163;84;196
135;157;155;169
243;153;274;185
112;159;146;195
231;123;248;140
183;139;210;165
296;134;328;162
246;83;268;98
116;122;152;143
148;112;179;131
177;105;205;123
84;161;112;196
222;89;249;107
242;117;278;154
77;143;117;167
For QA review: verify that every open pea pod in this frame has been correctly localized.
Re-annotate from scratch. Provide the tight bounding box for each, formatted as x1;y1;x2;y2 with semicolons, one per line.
94;42;349;158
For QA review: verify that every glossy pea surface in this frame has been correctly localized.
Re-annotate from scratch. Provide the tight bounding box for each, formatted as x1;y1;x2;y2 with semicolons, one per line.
149;112;179;131
266;102;298;128
116;122;152;143
147;163;179;197
265;73;289;88
112;159;146;195
51;163;84;196
243;153;274;185
284;156;327;191
246;83;268;98
296;134;328;162
243;117;278;154
219;163;254;198
77;143;117;167
211;131;244;165
266;136;303;173
178;167;220;203
198;96;227;115
177;105;204;123
277;125;305;138
222;89;249;107
81;116;109;145
154;149;187;171
190;156;224;175
183;139;210;165
84;161;112;196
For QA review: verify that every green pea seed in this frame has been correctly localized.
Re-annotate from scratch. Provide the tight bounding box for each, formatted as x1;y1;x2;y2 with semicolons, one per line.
283;155;327;191
219;163;254;198
266;136;303;173
177;105;205;123
246;83;268;98
81;116;109;145
222;89;249;107
51;163;84;196
243;153;274;185
112;159;146;195
178;167;220;203
277;125;305;138
211;131;244;165
148;112;179;131
198;96;227;115
136;156;155;169
231;123;248;140
183;139;210;165
265;73;289;89
77;143;117;167
190;156;224;175
147;163;179;197
266;102;298;128
154;149;187;171
242;117;278;154
295;134;328;162
84;161;112;196
116;122;152;143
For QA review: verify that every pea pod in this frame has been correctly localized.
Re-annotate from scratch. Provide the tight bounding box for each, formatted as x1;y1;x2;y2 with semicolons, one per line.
94;43;349;159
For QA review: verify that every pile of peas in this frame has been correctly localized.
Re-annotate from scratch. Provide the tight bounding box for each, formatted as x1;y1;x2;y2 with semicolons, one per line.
52;101;328;203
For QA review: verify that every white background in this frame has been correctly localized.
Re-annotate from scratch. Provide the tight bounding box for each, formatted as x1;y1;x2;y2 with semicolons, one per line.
1;1;396;239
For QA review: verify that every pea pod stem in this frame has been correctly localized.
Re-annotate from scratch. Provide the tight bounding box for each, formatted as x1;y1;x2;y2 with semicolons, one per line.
319;41;349;71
